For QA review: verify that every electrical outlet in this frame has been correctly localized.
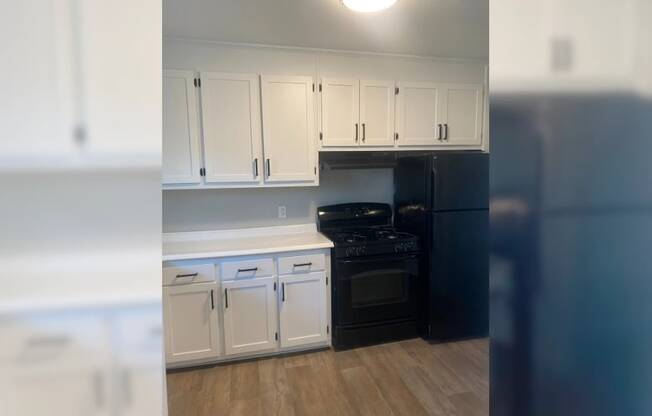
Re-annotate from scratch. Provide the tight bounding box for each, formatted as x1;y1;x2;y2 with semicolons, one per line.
278;206;287;219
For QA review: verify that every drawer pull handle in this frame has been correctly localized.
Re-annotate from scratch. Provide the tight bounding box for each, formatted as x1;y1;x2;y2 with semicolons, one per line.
293;262;312;268
210;289;215;310
237;267;258;273
26;335;71;348
175;273;198;279
224;289;229;308
282;283;286;302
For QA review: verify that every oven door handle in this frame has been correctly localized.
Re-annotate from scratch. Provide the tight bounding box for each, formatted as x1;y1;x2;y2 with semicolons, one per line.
337;254;418;264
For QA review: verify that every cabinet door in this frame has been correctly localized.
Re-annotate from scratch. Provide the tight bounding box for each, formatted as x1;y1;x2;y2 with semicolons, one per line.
200;72;262;184
1;1;76;161
321;78;359;147
261;75;317;183
396;82;441;146
222;277;278;355
163;282;220;364
360;80;395;147
162;70;202;184
3;366;111;416
279;272;328;348
440;84;484;147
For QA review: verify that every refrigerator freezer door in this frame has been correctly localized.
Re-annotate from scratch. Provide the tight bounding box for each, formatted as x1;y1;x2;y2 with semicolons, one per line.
430;152;489;211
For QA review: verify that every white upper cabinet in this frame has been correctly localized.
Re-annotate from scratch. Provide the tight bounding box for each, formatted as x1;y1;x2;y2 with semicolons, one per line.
320;78;395;148
1;1;76;162
162;70;203;184
261;75;317;183
200;72;262;184
222;276;278;356
163;281;220;364
320;78;360;147
439;84;484;146
279;272;328;348
359;80;396;147
396;82;441;146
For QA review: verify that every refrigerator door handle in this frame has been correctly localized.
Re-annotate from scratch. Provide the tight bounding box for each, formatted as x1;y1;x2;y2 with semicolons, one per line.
431;162;438;211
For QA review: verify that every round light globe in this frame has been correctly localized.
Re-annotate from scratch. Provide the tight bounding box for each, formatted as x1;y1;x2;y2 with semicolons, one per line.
342;0;397;13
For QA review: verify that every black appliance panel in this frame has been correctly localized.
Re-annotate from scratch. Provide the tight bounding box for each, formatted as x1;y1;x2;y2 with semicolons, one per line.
335;253;418;325
429;152;489;211
429;210;489;339
394;151;489;342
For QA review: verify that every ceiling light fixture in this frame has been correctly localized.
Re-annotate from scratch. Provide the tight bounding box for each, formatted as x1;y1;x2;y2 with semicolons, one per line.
342;0;397;13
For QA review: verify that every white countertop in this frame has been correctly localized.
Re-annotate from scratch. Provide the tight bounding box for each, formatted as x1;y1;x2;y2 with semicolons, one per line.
162;224;334;262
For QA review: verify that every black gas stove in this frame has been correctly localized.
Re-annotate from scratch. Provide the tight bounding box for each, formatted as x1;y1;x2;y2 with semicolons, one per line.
317;203;420;350
324;226;419;258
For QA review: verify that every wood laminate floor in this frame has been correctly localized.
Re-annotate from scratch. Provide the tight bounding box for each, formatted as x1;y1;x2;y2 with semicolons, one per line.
167;338;489;416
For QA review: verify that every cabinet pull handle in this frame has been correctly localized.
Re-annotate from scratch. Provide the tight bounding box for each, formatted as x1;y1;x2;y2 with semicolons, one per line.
437;124;442;141
355;123;359;142
93;371;105;409
175;273;198;279
266;159;271;177
362;123;366;142
122;369;132;407
282;283;286;302
293;262;312;268
444;123;449;140
237;267;258;273
210;289;214;310
25;335;71;348
224;289;229;308
253;158;258;177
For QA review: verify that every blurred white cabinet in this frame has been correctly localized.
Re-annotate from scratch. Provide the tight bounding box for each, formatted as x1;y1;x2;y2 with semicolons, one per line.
163;281;220;364
0;1;77;161
77;0;161;159
162;70;202;184
279;272;328;348
222;277;278;355
4;365;111;416
114;307;163;416
439;84;484;146
261;75;317;183
320;79;395;147
200;72;262;185
396;82;441;146
0;313;111;416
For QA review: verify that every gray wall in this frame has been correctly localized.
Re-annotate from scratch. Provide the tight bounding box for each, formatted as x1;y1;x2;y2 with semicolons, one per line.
163;169;393;232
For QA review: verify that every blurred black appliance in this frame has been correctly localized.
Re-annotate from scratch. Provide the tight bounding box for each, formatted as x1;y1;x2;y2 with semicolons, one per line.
317;203;419;350
394;152;489;341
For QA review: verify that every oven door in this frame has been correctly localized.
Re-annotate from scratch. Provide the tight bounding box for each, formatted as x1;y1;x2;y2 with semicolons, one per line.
335;253;418;325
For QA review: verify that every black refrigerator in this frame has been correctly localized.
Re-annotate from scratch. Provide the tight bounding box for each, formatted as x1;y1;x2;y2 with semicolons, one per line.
394;151;489;341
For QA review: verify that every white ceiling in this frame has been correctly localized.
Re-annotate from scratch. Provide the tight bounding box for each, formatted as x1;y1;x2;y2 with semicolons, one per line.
163;0;488;60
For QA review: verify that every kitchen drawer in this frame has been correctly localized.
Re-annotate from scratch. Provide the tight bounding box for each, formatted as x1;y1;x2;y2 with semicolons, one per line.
0;314;109;361
221;257;274;281
163;263;215;286
278;252;326;275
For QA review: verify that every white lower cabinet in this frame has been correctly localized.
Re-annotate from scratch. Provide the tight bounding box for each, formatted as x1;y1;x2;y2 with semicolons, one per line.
163;250;331;368
163;281;220;364
279;272;328;348
4;362;111;416
222;276;278;356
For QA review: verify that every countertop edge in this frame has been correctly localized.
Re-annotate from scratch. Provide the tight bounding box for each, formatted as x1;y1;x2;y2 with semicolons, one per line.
162;241;334;262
